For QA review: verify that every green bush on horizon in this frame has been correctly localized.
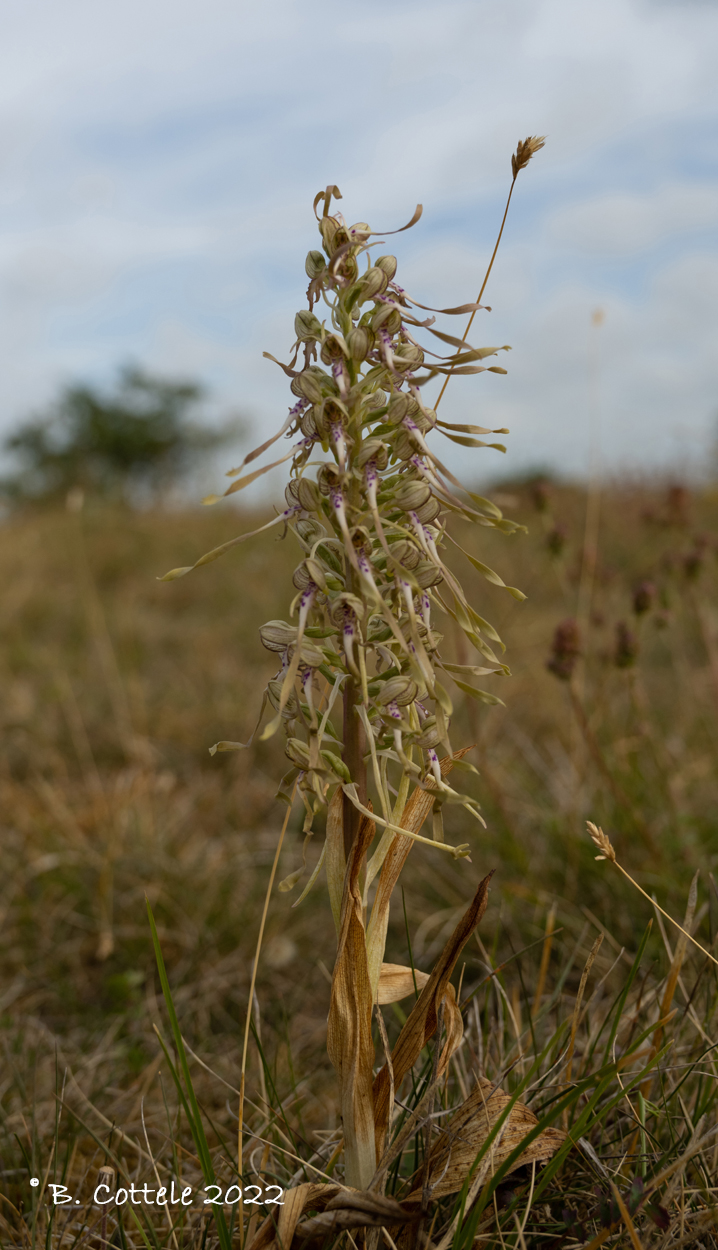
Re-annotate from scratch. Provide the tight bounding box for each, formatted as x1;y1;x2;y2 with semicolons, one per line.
1;364;243;506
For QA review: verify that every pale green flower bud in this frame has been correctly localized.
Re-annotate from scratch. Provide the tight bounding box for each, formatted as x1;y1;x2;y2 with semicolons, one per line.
393;480;432;511
414;717;442;749
361;364;390;388
296;477;321;511
304;557;328;590
359;267;388;301
375;255;398;281
292;365;332;404
413;495;442;524
361;388;388;412
285;480;301;507
292;562;314;591
347;326;374;362
395;343;424;371
293;639;325;667
285;737;311;769
355;437;388;469
319;216;341;254
376;675;418;707
415;561;443;588
320;749;352;782
387;538;421;570
371;304;402;334
268;679;299;718
300;408;319;438
260;620;297;652
295;518;326;544
305;250;326;279
411;409;433;433
392;429;417;460
312;406;330;441
385;393;410;425
295;310;323;342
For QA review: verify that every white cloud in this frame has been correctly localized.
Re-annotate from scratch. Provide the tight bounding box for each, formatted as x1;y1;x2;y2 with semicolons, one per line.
549;185;718;254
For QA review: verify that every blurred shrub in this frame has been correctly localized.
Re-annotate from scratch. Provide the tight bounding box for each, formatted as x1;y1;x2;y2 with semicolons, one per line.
1;365;243;506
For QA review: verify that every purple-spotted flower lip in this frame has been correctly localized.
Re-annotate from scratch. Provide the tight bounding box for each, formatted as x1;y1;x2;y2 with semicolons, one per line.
297;583;317;636
427;746;442;784
331;359;349;398
300;664;316;715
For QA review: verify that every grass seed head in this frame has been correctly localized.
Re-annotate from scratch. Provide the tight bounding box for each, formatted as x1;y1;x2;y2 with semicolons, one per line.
512;134;546;178
587;821;616;862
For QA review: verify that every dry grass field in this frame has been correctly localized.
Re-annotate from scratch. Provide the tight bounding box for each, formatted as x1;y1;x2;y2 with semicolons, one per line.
1;478;717;1248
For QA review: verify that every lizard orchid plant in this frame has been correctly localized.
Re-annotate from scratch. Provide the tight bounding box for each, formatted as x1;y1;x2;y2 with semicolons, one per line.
162;139;563;1219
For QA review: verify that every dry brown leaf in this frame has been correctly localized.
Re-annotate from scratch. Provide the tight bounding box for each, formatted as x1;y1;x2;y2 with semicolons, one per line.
247;1184;414;1250
377;963;429;1004
295;1189;413;1240
373;870;494;1157
376;962;463;1095
366;748;473;996
247;1182;341;1250
326;806;377;1189
405;1077;567;1201
325;786;345;936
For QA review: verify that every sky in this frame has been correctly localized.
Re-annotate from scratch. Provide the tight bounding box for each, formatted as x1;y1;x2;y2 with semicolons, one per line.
1;0;717;494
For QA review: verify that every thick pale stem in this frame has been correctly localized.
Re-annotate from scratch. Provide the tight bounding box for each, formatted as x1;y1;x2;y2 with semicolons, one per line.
342;539;368;860
342;676;367;860
335;454;374;1189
